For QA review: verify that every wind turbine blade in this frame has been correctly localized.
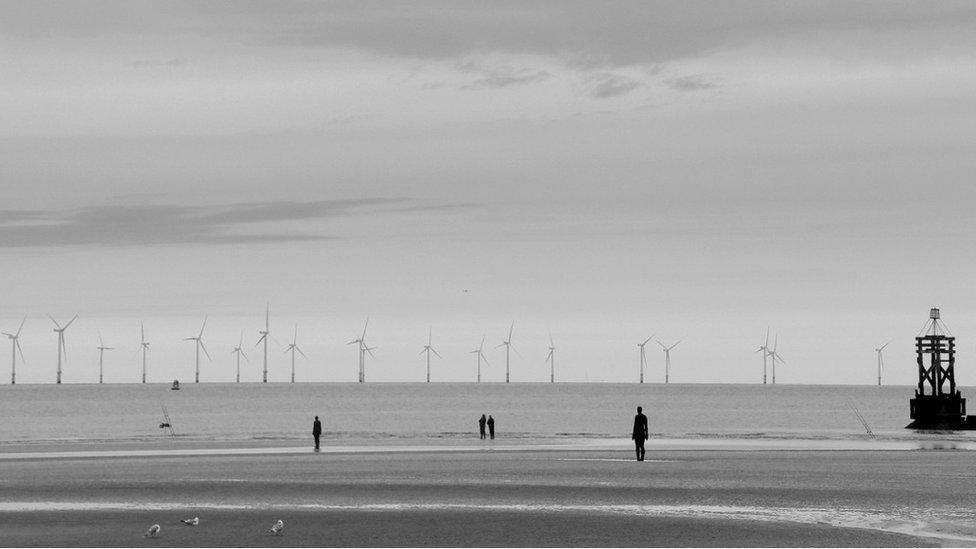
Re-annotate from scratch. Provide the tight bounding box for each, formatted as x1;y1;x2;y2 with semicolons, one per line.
428;326;432;346
241;349;248;361
511;344;521;358
294;324;298;345
60;334;68;362
239;330;244;347
98;331;104;348
480;351;489;365
776;353;786;365
185;337;196;342
549;331;554;347
64;315;78;330
16;340;25;363
480;334;486;350
879;341;890;351
508;321;514;341
431;347;442;359
656;340;667;349
495;343;506;349
773;335;778;353
642;335;653;346
755;347;765;353
256;334;267;347
199;315;208;338
365;347;376;358
16;316;26;337
361;318;369;340
419;348;427;356
48;315;61;329
200;340;212;361
297;347;306;358
765;327;769;348
669;341;681;351
347;339;359;345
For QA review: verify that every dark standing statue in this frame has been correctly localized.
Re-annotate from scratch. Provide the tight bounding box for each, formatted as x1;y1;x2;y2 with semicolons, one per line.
632;406;648;461
312;415;322;451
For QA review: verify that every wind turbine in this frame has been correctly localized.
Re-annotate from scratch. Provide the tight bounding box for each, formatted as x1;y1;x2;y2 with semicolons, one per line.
184;316;211;383
3;316;26;385
875;341;889;386
140;322;150;384
347;318;374;383
755;328;770;384
495;322;515;383
657;339;681;384
49;314;78;384
231;331;247;383
255;303;271;383
470;335;488;383
285;325;306;383
637;334;654;384
768;335;786;384
96;331;114;384
420;327;441;383
546;333;555;383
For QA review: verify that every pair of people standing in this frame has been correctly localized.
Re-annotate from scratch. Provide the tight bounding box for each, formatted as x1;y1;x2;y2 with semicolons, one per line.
478;414;495;440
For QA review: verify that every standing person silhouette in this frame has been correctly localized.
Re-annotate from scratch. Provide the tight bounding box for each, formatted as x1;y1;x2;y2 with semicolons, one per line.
312;415;322;451
632;406;648;461
479;414;487;440
487;415;495;440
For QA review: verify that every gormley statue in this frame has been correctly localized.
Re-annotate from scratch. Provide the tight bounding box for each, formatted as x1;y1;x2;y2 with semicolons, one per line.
907;308;976;429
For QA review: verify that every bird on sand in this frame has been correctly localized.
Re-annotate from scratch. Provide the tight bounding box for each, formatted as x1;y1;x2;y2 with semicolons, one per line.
268;519;284;535
144;524;160;538
180;517;199;526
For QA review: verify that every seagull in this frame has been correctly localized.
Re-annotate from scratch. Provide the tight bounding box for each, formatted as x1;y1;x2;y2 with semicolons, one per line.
144;524;160;538
268;519;284;535
180;517;199;526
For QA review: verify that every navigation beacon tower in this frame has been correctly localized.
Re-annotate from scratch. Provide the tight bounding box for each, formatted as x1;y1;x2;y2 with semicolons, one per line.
907;308;976;429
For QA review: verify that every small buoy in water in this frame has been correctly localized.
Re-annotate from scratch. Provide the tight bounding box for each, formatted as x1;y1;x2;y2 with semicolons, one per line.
268;519;284;535
180;517;199;526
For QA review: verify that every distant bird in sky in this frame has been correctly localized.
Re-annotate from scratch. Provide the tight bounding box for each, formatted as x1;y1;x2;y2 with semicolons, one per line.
144;524;160;538
268;519;284;535
180;517;199;526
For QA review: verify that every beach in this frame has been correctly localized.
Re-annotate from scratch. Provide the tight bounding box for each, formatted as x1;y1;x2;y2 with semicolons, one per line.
1;441;972;547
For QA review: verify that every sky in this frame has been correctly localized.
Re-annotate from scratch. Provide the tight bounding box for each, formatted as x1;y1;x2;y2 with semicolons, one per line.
3;1;976;385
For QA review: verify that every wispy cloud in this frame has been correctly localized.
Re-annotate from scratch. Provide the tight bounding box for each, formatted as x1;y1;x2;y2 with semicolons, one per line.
0;198;412;248
585;73;643;98
667;74;718;91
463;70;551;90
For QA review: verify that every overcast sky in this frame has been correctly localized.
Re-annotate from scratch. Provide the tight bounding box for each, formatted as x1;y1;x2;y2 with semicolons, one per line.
3;1;976;385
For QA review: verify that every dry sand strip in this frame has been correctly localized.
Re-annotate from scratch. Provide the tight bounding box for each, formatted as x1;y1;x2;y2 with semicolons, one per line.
0;508;934;548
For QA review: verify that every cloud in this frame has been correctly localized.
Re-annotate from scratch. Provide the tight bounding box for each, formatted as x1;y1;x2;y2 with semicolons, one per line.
585;74;643;98
462;70;551;90
667;74;718;91
0;198;412;248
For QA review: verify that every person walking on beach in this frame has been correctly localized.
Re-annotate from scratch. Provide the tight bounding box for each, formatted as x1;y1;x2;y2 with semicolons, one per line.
487;415;495;440
632;406;648;461
312;415;322;451
479;414;487;440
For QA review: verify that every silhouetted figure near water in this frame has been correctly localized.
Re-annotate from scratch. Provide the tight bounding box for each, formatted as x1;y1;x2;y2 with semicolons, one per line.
479;414;487;439
487;415;495;440
312;415;322;451
632;406;648;461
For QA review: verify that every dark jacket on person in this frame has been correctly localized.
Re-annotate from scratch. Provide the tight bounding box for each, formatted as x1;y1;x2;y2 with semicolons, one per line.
313;419;322;436
632;413;648;441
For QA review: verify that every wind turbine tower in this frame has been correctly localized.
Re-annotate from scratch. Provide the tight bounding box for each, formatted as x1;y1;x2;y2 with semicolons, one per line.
232;331;247;383
755;328;770;384
256;303;271;383
875;341;889;386
495;322;515;383
96;332;114;384
657;339;681;384
184;316;211;383
285;325;306;383
470;335;488;383
637;334;654;383
140;322;150;383
347;319;374;383
420;327;441;383
49;315;78;384
3;317;26;385
768;335;786;384
546;333;555;383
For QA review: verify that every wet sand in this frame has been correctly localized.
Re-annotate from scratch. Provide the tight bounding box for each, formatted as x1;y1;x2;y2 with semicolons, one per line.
0;443;969;547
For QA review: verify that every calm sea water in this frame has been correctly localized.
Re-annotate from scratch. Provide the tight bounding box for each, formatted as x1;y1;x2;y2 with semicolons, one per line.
1;382;974;445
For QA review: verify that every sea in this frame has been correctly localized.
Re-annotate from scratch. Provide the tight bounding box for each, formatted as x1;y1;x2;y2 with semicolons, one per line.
3;382;975;448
